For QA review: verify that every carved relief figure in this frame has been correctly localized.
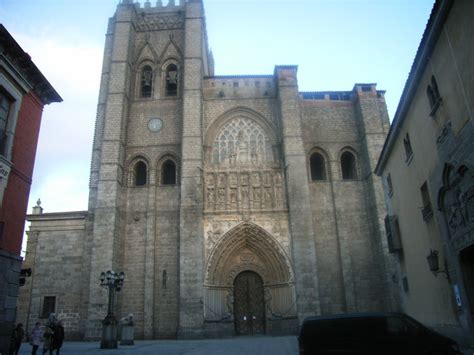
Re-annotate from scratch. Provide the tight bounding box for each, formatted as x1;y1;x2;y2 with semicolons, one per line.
218;173;226;187
263;172;271;186
229;173;238;187
240;186;249;209
206;222;222;250
264;187;273;208
206;188;215;209
252;187;261;209
240;173;249;186
206;173;215;186
274;171;282;186
252;172;260;187
218;188;226;209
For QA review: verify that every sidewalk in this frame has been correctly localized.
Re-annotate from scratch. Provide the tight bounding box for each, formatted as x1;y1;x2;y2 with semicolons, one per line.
16;336;299;355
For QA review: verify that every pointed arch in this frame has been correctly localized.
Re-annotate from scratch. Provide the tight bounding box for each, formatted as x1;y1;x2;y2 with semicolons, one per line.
160;58;181;98
156;153;180;186
205;222;293;287
158;39;183;63
309;148;329;181
204;107;278;166
135;41;160;65
339;147;359;180
127;155;151;187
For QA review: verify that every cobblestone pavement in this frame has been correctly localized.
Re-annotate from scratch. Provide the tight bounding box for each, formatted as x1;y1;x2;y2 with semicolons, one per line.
16;336;298;355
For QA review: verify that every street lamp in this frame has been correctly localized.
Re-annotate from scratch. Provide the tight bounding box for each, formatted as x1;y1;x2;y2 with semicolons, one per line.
426;249;446;277
100;270;125;349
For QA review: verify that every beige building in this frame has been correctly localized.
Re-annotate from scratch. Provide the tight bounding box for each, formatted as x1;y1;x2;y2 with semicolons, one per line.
18;0;396;339
375;0;474;341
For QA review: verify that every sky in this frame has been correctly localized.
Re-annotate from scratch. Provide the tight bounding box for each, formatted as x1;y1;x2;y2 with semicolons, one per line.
0;0;435;217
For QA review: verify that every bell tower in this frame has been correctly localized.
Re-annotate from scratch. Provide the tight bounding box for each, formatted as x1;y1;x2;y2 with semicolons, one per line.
85;0;212;339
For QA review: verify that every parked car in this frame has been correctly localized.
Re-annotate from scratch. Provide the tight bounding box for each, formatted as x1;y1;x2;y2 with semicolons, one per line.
298;312;462;354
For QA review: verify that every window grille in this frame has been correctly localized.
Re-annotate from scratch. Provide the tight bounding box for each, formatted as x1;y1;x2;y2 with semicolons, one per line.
420;182;433;221
41;296;56;318
211;117;273;165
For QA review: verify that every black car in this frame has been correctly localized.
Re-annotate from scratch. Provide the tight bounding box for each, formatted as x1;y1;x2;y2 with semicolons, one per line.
298;312;462;354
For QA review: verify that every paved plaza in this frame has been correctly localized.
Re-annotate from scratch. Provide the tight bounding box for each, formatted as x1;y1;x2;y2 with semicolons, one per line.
16;336;298;355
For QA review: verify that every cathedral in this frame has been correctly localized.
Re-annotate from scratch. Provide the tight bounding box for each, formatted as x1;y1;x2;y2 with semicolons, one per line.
18;0;397;339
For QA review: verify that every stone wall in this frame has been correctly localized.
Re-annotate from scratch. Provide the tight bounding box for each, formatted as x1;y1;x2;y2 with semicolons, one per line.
18;212;87;340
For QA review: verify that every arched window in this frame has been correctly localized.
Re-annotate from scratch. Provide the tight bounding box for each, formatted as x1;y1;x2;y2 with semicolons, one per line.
427;75;441;115
134;161;147;186
341;151;357;180
140;65;153;98
310;152;326;181
426;86;436;109
165;64;178;97
162;159;177;185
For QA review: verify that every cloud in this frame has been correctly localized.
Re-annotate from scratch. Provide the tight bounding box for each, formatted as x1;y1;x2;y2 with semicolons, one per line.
11;32;103;212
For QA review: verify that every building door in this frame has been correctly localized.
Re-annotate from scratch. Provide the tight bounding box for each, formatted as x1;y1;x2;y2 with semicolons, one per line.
233;271;265;335
460;245;474;319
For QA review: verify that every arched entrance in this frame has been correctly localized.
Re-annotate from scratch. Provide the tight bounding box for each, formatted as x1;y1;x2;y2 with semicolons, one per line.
203;222;297;336
233;271;265;335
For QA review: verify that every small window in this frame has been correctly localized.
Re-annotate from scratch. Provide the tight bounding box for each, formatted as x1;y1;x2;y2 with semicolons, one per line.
233;82;239;88
134;161;147;186
140;65;153;98
384;215;403;253
402;276;409;292
387;174;393;197
310;152;327;181
41;296;56;318
431;76;440;101
403;133;413;162
426;86;436;108
165;64;178;97
162;160;176;185
420;182;433;221
427;75;441;116
341;151;357;180
0;90;14;155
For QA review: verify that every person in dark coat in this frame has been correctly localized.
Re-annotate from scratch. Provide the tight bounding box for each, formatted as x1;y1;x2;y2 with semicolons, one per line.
52;320;65;355
10;323;24;355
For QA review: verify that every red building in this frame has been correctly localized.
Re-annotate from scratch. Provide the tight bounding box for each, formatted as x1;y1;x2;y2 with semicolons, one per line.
0;25;61;353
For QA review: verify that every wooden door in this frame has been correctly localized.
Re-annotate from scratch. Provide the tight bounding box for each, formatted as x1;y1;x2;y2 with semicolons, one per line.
233;271;265;335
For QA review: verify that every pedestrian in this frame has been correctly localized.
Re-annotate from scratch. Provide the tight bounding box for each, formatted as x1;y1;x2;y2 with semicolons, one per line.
52;320;64;355
10;323;25;355
42;322;54;355
30;322;42;355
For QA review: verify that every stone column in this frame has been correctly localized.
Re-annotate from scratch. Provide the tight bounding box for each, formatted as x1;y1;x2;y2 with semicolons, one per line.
354;84;394;310
275;66;321;321
178;0;205;338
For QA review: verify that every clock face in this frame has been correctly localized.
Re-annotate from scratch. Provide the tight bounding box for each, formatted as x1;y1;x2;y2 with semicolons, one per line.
148;118;163;133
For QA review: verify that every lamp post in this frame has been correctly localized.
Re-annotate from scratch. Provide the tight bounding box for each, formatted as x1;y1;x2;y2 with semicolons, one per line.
100;270;124;349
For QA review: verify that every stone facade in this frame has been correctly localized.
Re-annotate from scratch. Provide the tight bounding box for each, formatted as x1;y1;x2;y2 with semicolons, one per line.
375;0;474;342
18;0;395;340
